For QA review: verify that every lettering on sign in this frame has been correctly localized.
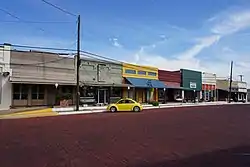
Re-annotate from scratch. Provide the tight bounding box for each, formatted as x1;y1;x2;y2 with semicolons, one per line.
190;82;197;88
146;80;153;87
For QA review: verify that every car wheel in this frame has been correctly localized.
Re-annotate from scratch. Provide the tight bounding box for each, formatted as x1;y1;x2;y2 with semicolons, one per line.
110;106;117;112
133;106;140;112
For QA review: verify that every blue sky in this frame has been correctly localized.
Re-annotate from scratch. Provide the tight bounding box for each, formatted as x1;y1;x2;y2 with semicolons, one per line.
1;0;250;83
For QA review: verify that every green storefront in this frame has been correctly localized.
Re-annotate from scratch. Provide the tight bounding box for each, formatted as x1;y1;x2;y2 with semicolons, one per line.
180;69;202;101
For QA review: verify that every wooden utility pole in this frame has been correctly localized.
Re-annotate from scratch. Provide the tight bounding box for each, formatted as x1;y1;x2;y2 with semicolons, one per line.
228;61;233;103
76;15;80;111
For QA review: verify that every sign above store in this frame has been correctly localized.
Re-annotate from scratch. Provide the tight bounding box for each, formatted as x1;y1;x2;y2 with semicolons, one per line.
190;82;197;88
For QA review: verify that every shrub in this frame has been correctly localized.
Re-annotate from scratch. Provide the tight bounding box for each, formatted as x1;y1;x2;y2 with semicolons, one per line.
151;101;159;106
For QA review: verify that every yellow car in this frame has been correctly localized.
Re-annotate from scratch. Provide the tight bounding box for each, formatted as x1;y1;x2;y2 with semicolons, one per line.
107;98;143;112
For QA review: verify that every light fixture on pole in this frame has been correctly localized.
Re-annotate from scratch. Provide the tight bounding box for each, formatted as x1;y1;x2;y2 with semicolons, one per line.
54;83;59;107
55;83;59;89
127;86;130;98
193;89;196;103
163;87;166;104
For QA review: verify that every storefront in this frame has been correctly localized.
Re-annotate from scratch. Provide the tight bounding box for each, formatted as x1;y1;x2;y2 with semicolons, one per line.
202;72;217;101
123;77;166;103
158;69;182;102
122;63;166;103
79;59;131;105
216;79;240;101
79;83;132;105
181;69;202;102
237;81;247;101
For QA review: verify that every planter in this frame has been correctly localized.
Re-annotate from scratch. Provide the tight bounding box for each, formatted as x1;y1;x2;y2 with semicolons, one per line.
60;99;69;107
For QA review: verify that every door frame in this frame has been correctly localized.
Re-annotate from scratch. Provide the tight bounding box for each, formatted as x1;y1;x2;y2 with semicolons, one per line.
97;89;108;104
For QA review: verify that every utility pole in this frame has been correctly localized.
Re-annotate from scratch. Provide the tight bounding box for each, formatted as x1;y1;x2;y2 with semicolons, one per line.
228;61;233;103
238;75;243;82
76;15;80;111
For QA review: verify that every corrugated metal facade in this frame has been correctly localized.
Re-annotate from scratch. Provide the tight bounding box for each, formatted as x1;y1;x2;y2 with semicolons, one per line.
158;70;181;86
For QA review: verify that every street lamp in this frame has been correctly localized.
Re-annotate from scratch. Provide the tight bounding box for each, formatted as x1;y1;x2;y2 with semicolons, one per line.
54;83;59;107
127;86;130;98
163;88;166;104
193;89;196;103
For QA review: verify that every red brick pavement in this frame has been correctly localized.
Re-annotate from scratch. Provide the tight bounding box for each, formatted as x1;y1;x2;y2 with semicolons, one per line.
0;105;250;167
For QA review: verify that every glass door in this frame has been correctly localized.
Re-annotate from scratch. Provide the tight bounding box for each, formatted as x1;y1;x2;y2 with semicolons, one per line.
98;89;108;104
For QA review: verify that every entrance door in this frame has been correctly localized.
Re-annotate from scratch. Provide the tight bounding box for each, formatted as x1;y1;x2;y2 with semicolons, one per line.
98;89;107;104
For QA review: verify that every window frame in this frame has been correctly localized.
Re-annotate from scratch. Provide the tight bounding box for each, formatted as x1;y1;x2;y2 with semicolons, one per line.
148;72;157;76
125;69;136;74
13;84;29;100
110;87;122;97
138;70;146;75
31;85;45;100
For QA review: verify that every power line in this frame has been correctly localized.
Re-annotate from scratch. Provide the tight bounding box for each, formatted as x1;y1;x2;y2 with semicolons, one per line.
0;8;46;32
0;8;77;45
41;0;77;17
2;44;245;78
0;20;74;24
8;44;121;64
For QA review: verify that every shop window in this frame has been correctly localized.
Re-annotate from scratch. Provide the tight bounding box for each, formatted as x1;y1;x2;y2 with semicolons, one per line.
158;89;165;99
148;72;157;76
61;86;73;94
13;84;29;100
110;87;122;97
138;71;146;75
125;69;136;74
31;85;45;100
81;87;96;97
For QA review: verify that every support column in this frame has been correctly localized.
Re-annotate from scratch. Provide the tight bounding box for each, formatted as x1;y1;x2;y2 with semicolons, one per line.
182;90;184;99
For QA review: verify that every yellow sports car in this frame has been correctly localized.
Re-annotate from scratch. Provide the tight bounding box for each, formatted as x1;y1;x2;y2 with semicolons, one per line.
107;98;143;112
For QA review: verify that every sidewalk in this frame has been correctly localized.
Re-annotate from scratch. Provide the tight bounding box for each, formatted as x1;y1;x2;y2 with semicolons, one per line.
0;108;58;119
56;101;249;115
1;101;248;119
0;107;51;115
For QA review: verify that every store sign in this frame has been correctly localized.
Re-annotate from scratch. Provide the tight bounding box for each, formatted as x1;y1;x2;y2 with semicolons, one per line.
146;80;153;87
190;82;197;89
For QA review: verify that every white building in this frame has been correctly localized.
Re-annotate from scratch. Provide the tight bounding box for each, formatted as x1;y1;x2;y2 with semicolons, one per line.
202;72;217;101
0;44;12;110
237;81;247;101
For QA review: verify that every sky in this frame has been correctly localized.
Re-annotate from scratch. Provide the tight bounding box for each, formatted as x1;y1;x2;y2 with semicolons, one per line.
1;0;250;86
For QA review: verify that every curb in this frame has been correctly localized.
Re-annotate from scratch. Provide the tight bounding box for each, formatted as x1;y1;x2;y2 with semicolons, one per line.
57;102;249;116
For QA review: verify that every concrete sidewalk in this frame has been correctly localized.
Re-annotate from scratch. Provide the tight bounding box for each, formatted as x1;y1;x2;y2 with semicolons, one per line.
53;101;242;112
56;101;249;115
0;102;248;119
0;108;58;119
0;107;51;115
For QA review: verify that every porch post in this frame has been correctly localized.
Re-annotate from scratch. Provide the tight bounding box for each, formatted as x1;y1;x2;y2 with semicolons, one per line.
163;88;166;104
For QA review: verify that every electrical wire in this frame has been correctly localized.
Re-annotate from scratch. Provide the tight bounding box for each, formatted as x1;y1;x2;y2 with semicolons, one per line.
1;43;243;78
41;0;77;17
0;8;78;48
0;20;75;24
0;8;46;32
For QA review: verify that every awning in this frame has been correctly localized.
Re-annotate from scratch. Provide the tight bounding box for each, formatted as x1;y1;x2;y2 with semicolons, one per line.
125;77;166;88
80;82;134;88
10;77;76;85
164;82;181;89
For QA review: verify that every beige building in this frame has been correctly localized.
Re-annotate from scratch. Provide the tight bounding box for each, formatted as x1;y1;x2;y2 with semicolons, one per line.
216;79;247;101
0;43;126;110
